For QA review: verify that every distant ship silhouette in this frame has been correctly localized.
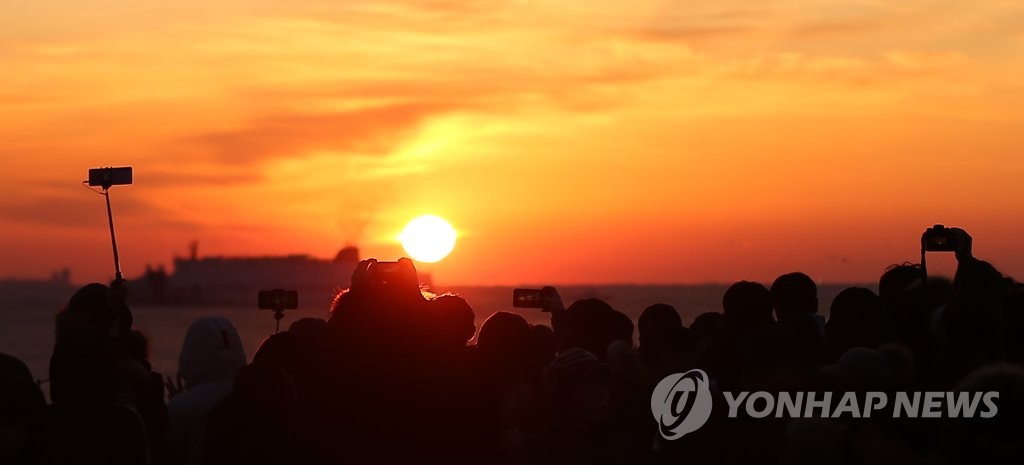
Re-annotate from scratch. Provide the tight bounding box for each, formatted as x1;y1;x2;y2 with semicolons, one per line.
128;242;362;307
0;269;76;307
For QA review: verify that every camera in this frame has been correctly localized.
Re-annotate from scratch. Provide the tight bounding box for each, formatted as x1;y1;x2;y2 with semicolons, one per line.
922;224;957;252
258;289;299;311
367;260;416;286
88;166;133;188
513;288;544;308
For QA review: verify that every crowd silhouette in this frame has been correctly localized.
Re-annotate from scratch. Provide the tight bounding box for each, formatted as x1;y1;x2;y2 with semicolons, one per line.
2;245;1024;464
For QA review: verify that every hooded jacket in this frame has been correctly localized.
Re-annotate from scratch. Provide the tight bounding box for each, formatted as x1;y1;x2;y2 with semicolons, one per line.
165;317;246;465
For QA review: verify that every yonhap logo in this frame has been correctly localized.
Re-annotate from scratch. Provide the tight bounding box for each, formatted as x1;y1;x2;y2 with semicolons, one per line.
651;369;713;440
651;370;1000;441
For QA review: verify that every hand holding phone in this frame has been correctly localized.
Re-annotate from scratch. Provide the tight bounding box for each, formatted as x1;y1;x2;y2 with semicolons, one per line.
512;286;564;313
922;224;972;260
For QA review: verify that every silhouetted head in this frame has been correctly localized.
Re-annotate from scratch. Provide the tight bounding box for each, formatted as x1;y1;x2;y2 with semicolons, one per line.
638;323;691;375
430;294;476;349
722;281;773;327
528;324;557;368
288;317;327;336
770;272;818;321
609;309;635;348
554;298;632;357
830;287;881;321
542;348;612;431
0;353;45;425
327;282;430;350
638;303;682;345
253;331;295;366
57;283;132;340
179;317;246;389
286;317;328;360
690;312;723;340
819;347;896;391
477;311;531;362
826;287;883;359
879;263;922;304
950;363;1024;463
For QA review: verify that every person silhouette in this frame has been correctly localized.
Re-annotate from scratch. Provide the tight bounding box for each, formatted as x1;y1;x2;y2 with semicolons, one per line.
0;353;46;463
164;317;246;465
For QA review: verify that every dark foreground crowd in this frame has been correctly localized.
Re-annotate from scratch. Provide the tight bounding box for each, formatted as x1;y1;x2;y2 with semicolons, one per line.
2;254;1024;465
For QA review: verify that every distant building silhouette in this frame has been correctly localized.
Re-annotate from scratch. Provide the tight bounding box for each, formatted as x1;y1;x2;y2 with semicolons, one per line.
129;245;361;306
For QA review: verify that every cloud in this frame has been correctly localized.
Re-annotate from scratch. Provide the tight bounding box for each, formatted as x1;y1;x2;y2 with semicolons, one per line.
136;169;261;187
626;25;755;43
884;50;969;70
788;19;886;39
0;191;197;230
178;102;458;164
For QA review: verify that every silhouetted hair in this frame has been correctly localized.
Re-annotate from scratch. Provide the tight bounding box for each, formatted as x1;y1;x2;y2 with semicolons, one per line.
477;311;531;362
818;347;896;391
253;331;296;365
826;287;883;360
431;294;476;347
770;272;818;320
949;363;1024;464
0;353;46;423
638;304;682;344
288;317;327;335
555;298;631;357
879;263;922;303
722;281;773;327
57;283;131;340
609;309;635;348
689;311;723;341
542;348;611;406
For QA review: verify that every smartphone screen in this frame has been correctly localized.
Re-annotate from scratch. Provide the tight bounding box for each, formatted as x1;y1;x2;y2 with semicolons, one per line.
513;288;544;308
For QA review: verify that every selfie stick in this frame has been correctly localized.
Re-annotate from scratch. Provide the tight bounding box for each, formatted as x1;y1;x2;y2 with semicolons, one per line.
103;185;124;283
274;307;285;334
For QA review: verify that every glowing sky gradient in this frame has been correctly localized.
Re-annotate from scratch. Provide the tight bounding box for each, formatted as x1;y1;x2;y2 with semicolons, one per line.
3;0;1024;285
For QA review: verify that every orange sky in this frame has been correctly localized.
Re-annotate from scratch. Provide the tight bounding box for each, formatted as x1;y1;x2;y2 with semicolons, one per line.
3;0;1024;285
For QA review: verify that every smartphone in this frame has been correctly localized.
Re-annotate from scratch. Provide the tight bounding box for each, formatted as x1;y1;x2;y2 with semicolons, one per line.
258;289;299;310
88;166;133;187
513;288;544;308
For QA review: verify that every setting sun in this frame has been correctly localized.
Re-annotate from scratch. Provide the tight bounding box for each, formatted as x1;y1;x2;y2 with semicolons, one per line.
399;215;457;263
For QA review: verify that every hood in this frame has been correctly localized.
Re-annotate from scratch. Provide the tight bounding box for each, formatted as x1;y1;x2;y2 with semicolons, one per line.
178;317;246;387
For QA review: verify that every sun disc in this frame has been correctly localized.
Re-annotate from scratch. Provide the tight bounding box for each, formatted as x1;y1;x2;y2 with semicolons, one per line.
399;215;456;263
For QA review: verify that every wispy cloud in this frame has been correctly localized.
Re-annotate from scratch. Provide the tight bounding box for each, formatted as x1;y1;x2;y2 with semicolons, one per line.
179;103;458;164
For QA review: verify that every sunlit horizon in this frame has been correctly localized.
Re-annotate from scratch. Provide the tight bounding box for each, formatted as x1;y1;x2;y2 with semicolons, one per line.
3;1;1024;285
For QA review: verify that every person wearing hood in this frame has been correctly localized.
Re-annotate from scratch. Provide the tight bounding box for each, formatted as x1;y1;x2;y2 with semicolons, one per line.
164;317;246;465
